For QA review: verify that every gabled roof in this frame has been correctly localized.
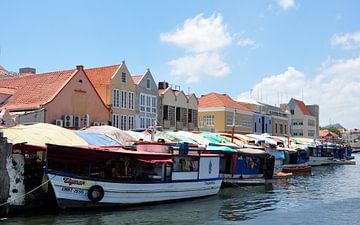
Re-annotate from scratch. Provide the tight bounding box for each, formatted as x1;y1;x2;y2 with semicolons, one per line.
132;75;143;84
158;87;172;95
292;98;311;116
199;92;251;111
0;69;77;110
85;64;121;88
319;130;338;137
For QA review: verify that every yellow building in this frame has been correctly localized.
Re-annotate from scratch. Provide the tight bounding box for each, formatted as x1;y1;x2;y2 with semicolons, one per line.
198;93;253;133
85;61;136;130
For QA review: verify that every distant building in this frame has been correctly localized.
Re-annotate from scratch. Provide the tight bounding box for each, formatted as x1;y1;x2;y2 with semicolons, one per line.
319;130;340;143
158;82;198;131
238;97;290;136
0;65;109;127
283;98;319;139
198;93;253;133
85;62;136;130
341;129;360;143
132;69;158;129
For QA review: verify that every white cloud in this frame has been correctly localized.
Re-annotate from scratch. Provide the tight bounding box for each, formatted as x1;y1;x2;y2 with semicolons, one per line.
160;13;232;53
331;32;360;50
168;52;231;84
237;57;360;128
237;38;260;49
276;0;295;10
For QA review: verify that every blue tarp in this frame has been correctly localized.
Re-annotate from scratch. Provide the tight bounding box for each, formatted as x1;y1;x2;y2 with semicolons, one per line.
267;150;285;160
75;131;121;146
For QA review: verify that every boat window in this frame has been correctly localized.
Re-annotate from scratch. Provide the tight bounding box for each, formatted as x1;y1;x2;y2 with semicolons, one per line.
49;161;89;177
173;157;199;172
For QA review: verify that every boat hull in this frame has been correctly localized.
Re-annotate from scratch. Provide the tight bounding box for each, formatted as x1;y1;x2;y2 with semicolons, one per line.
47;173;222;209
282;164;312;173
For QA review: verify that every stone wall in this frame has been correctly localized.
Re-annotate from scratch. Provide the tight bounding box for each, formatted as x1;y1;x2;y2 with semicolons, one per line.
0;131;11;216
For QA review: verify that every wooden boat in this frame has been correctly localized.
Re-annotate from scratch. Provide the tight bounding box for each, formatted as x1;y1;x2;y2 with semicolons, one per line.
282;148;311;173
45;143;222;209
282;164;311;173
220;148;275;186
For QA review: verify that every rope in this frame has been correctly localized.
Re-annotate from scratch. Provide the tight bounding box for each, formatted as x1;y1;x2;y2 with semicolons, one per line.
0;175;56;207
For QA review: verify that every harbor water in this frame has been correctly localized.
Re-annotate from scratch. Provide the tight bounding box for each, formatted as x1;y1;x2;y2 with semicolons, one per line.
2;155;360;225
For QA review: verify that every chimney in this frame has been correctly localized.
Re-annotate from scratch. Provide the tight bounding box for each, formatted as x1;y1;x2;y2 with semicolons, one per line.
76;65;84;71
122;60;125;64
146;68;150;72
19;67;36;74
158;81;169;89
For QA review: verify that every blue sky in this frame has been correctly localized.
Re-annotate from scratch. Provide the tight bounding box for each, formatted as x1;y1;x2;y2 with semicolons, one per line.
1;0;360;128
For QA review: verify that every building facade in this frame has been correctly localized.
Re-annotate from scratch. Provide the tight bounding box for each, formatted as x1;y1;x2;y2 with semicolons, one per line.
158;82;198;131
0;65;109;127
85;62;136;130
285;98;319;139
238;98;290;136
198;93;253;133
132;69;158;129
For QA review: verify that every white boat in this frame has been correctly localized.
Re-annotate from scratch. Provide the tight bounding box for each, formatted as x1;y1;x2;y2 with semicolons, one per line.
45;144;222;209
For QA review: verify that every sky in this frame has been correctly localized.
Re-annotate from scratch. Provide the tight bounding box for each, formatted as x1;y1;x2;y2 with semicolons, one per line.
1;0;360;128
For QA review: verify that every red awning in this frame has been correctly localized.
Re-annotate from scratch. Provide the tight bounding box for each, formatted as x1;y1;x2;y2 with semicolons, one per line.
137;155;173;164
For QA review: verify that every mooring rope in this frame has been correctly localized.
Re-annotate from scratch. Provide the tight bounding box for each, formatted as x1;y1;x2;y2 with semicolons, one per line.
0;175;56;207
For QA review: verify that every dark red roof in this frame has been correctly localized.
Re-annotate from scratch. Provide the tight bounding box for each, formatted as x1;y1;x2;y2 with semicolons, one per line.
293;98;311;116
199;92;251;111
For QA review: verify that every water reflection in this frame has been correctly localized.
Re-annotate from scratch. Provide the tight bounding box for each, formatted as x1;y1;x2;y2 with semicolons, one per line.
219;185;278;221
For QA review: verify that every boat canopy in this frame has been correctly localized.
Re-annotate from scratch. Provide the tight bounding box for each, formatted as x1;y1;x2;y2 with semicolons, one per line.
2;123;88;147
206;145;237;153
46;144;172;164
75;130;121;146
237;148;270;158
85;125;135;145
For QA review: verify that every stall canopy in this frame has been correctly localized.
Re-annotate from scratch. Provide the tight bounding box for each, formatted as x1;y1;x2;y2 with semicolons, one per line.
75;130;121;146
1;123;88;147
85;125;135;145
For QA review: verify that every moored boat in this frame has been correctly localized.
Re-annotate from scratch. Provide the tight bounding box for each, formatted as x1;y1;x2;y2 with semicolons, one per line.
45;143;222;209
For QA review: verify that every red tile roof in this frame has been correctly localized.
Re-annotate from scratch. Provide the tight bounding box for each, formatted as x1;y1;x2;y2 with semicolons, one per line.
0;69;76;110
158;88;170;95
85;64;120;88
293;98;311;116
132;75;143;84
199;92;251;111
319;130;338;137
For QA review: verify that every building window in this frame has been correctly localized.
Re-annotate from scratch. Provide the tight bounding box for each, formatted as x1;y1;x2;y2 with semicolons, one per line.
128;116;134;130
146;78;151;89
308;130;315;137
112;114;119;128
113;89;120;108
226;113;238;125
242;119;252;128
121;91;127;109
163;105;169;120
203;115;215;126
146;118;151;128
275;124;278;133
146;95;151;112
128;92;134;110
188;109;193;123
120;115;126;130
121;72;126;83
140;117;145;129
284;125;287;134
176;107;181;122
140;94;146;112
280;124;283;134
151;96;157;113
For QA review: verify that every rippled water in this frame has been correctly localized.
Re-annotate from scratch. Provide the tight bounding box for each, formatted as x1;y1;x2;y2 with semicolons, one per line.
2;155;360;225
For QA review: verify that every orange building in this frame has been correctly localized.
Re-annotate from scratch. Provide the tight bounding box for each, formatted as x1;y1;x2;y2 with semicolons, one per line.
0;65;109;127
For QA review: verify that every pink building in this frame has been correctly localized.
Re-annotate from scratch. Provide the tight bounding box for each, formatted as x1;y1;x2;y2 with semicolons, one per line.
0;65;109;128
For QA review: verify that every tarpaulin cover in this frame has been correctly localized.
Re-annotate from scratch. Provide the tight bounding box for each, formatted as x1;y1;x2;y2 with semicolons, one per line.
75;130;121;146
2;123;88;147
266;150;285;160
237;148;270;158
85;125;135;145
46;144;172;164
206;145;237;153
